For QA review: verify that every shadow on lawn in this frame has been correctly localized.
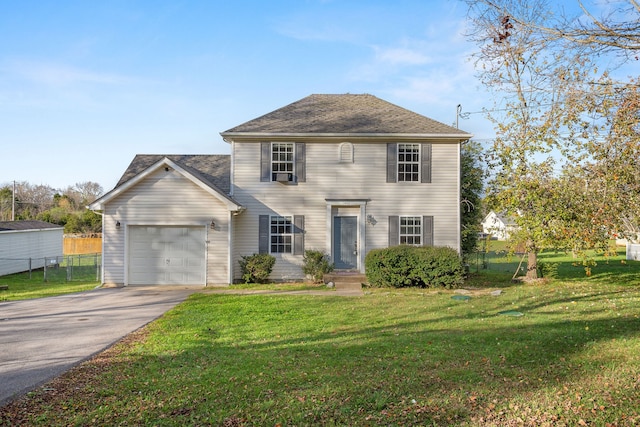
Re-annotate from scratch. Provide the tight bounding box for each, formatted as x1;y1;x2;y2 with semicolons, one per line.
183;295;638;424
3;290;639;426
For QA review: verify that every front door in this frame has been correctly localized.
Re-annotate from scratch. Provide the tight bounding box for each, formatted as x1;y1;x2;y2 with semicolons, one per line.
333;216;357;270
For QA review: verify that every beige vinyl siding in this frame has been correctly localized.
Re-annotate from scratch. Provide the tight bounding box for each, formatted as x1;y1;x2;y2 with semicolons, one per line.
231;140;460;281
0;228;63;276
102;168;231;286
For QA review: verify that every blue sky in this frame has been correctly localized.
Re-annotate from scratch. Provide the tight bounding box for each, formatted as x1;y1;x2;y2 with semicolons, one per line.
1;1;508;191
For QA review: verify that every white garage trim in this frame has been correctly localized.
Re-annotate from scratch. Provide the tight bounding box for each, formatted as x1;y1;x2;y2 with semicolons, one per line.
126;225;206;286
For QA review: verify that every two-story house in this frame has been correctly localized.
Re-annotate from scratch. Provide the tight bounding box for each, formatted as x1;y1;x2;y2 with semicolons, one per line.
89;94;472;286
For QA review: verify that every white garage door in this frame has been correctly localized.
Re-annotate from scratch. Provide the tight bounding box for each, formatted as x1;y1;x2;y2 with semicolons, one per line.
128;226;206;285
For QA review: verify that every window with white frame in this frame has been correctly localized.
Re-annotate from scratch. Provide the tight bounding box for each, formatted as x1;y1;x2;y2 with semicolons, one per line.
271;143;294;181
400;216;422;245
270;215;293;253
397;143;420;182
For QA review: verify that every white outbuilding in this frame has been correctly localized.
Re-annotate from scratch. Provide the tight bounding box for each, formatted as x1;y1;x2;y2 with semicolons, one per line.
0;220;64;276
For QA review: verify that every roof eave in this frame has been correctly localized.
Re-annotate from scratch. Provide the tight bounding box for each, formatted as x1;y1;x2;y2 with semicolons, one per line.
88;157;243;212
221;132;473;142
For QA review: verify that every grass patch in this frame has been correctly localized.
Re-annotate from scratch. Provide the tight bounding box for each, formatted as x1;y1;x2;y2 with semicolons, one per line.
469;242;640;283
0;268;98;301
2;278;639;425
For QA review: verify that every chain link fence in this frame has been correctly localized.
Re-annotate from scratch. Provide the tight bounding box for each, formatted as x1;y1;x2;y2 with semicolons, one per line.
1;254;101;282
44;254;101;282
466;238;525;275
467;249;525;275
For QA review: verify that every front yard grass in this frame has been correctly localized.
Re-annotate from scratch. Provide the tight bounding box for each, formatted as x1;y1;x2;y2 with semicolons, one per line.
2;276;639;425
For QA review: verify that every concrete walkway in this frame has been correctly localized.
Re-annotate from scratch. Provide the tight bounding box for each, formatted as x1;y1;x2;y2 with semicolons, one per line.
0;286;196;406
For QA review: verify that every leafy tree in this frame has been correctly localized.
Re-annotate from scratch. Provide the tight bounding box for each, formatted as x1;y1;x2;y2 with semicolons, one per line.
466;0;640;279
73;181;103;206
465;0;607;279
81;209;103;233
9;182;55;219
568;78;640;241
0;180;103;234
481;0;640;57
0;187;13;221
460;140;485;256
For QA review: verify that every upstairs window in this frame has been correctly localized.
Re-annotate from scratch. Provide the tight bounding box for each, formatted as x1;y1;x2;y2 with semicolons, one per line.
399;216;422;245
397;143;420;182
261;142;306;183
387;143;432;184
272;143;294;181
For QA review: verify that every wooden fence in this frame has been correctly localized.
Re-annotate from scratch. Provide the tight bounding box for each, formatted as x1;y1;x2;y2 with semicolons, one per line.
63;237;102;255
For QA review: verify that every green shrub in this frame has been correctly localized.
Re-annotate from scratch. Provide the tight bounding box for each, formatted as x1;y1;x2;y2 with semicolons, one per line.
238;253;276;284
302;250;334;283
538;261;558;279
365;245;464;289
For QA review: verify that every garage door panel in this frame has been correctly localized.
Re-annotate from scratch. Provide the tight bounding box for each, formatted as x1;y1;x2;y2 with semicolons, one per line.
128;226;205;285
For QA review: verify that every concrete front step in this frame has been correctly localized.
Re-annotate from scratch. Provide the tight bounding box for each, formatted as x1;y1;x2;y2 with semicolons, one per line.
324;272;367;290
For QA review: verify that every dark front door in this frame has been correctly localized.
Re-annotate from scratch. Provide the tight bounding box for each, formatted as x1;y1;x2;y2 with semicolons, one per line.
333;216;357;270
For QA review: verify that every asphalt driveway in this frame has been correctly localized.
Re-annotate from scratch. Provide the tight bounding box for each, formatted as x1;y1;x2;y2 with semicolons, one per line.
0;286;197;406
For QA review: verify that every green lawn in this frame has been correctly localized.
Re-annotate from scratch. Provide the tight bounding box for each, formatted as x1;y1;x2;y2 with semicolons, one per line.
2;270;639;425
469;241;638;282
0;260;100;301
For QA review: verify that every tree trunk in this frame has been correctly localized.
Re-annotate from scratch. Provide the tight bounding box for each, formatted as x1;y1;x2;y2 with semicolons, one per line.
526;250;538;279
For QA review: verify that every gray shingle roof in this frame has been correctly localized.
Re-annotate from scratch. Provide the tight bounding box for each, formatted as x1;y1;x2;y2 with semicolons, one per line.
116;154;231;192
0;220;63;231
222;94;471;136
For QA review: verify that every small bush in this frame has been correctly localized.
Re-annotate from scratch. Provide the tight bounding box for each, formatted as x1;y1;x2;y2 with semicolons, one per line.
538;261;558;279
238;253;276;284
302;250;334;283
365;245;464;289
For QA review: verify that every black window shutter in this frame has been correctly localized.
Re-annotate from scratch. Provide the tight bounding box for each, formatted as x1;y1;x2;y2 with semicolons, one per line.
388;215;399;246
423;215;434;246
260;142;271;182
387;143;397;183
293;215;304;255
258;215;269;253
295;143;306;182
421;143;432;183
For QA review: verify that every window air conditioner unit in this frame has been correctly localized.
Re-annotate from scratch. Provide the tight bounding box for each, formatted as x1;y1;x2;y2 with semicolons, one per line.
276;173;292;182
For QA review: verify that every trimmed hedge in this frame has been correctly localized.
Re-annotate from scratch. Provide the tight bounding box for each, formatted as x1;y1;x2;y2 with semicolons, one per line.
365;245;464;289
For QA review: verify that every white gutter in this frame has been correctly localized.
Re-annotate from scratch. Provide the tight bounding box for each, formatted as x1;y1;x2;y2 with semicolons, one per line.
221;132;473;141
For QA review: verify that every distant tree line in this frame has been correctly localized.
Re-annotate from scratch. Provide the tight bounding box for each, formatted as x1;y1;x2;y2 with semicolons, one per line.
0;181;103;234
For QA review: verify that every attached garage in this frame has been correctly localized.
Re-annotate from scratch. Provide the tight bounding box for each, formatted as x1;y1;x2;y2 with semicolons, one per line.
128;226;206;285
89;155;244;287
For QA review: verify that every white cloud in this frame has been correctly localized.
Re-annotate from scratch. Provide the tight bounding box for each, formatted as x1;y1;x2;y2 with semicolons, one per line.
374;46;430;66
275;23;359;43
2;60;134;87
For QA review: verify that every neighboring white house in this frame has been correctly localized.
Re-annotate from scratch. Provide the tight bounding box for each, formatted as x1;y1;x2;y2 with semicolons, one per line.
481;211;517;241
0;220;64;276
89;94;472;286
